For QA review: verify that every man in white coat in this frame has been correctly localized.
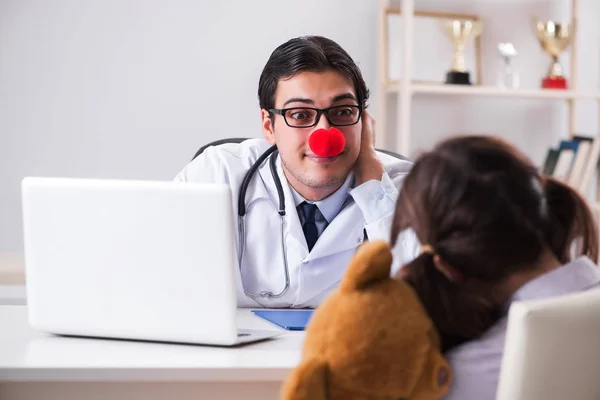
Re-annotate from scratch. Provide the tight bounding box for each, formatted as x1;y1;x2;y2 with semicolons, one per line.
175;35;418;308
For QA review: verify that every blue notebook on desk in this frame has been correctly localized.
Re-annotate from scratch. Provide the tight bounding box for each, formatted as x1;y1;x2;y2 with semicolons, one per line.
251;310;314;331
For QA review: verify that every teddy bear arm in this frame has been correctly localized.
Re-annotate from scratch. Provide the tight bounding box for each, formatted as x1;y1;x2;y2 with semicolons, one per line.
281;357;329;400
409;348;453;400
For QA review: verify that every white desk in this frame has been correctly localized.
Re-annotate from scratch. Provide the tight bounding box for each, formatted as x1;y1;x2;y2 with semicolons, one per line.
0;306;304;400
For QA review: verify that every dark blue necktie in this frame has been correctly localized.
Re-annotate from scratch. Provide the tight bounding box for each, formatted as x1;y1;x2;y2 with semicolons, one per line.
299;202;319;252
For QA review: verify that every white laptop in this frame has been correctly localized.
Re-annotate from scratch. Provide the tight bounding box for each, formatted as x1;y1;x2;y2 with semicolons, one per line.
21;177;281;346
496;289;600;400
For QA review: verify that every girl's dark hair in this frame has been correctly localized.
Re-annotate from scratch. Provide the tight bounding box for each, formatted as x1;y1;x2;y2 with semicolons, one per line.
391;135;598;351
258;35;370;111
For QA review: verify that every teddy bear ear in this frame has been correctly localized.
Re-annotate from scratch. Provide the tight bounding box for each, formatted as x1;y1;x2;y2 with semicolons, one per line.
280;357;329;400
340;240;392;292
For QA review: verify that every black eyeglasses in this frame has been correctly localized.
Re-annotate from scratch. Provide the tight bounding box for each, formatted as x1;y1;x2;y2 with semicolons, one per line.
269;105;363;128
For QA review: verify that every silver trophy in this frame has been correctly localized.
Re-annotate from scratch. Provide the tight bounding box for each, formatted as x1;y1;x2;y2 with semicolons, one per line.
497;42;519;89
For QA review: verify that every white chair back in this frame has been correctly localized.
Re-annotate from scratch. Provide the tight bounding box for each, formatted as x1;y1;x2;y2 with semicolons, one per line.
496;289;600;400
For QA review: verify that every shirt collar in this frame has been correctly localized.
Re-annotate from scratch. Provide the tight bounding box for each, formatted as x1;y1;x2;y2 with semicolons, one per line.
289;173;353;223
507;256;600;308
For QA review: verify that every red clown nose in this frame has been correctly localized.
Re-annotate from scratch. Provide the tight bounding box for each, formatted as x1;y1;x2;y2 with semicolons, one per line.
308;128;346;157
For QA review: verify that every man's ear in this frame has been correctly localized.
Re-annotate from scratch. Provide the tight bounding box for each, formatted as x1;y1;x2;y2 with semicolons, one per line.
262;109;276;145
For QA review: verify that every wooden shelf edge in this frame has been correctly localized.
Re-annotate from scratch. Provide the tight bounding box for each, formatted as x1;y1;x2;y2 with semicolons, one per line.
385;83;600;100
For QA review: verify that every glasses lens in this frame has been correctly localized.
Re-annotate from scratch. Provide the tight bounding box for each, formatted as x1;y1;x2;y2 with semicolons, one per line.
326;106;360;126
284;108;318;127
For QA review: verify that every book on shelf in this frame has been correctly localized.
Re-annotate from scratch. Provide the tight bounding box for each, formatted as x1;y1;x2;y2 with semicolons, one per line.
552;147;574;181
568;137;594;189
541;135;600;198
542;148;560;176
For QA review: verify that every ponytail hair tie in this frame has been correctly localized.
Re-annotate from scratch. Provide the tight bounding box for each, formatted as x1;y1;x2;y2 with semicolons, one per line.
420;244;436;255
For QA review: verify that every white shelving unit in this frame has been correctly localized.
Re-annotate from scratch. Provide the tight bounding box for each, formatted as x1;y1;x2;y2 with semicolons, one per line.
377;0;600;157
390;84;600;100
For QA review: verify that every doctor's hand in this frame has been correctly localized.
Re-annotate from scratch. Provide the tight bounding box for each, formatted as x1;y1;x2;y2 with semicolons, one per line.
353;109;385;185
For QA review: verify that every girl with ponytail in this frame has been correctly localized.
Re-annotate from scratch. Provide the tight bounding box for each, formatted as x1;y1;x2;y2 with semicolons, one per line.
391;135;600;399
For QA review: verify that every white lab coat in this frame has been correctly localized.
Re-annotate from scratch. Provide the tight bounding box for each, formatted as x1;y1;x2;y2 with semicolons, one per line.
175;138;419;308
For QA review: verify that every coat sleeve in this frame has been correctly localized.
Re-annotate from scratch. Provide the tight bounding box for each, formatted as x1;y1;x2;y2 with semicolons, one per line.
349;172;399;242
348;166;420;270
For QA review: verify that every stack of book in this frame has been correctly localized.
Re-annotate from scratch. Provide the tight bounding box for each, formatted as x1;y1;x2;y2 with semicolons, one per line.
542;135;600;199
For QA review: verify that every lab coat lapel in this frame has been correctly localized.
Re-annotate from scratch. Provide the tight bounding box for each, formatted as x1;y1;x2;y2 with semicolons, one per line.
294;202;365;305
263;155;366;259
257;153;306;251
243;156;275;206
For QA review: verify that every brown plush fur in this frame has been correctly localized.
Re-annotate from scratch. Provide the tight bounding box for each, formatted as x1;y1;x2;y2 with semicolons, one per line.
281;240;452;400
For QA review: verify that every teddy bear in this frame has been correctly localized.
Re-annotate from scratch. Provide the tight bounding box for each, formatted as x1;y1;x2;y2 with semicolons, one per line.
281;240;452;400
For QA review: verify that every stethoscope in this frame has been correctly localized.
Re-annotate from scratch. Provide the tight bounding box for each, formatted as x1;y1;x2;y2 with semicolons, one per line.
200;133;407;300
237;127;352;299
236;144;290;299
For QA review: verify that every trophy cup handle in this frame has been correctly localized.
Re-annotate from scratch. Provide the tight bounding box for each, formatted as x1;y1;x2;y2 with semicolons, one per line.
532;17;542;37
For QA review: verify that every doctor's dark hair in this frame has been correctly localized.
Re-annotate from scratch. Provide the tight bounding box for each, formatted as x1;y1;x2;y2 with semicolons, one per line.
391;135;598;352
258;36;370;112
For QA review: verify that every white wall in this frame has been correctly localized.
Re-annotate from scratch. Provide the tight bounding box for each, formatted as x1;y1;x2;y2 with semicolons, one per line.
1;0;598;256
0;0;378;254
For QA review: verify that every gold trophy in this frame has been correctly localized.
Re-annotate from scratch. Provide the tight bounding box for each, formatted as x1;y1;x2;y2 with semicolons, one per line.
441;19;483;85
534;19;574;90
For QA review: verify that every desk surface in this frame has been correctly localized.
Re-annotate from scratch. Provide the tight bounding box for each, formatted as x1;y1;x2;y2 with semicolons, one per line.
0;306;304;382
